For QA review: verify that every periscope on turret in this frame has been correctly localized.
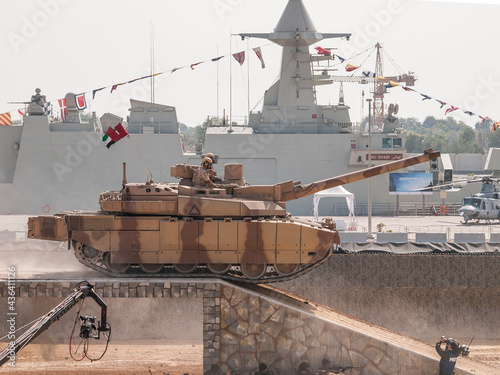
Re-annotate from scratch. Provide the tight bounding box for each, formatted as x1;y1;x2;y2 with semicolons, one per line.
27;150;439;282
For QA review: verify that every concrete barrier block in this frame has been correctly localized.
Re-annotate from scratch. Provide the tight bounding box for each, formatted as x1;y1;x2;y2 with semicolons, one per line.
490;233;500;242
454;233;485;243
415;233;447;243
377;233;408;243
339;232;368;243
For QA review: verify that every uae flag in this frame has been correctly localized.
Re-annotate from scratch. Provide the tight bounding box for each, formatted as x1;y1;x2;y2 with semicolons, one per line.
101;123;129;148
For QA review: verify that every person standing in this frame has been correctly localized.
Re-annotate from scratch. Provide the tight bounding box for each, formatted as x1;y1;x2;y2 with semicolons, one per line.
436;337;459;375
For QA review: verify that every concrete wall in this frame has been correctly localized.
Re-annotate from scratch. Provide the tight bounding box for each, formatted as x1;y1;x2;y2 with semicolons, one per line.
0;281;204;344
281;254;500;340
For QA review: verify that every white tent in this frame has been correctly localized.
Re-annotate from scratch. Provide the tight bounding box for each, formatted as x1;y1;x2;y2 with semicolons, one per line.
313;186;356;220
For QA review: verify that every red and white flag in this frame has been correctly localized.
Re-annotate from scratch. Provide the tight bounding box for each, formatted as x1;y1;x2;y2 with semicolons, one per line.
253;47;265;69
58;98;67;121
479;115;490;124
75;93;87;110
445;105;458;115
232;51;245;66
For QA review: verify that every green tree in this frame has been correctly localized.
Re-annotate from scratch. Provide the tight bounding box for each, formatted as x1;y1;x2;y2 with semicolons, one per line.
486;129;500;148
423;134;449;153
405;132;425;153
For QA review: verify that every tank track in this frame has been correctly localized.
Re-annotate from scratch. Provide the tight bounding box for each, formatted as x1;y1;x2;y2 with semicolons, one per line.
72;246;336;284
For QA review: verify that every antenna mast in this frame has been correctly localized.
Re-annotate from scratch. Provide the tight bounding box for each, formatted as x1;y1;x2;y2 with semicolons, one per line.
150;21;155;104
373;42;384;131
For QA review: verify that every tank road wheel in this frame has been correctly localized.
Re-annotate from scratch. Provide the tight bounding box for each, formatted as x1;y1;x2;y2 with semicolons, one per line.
241;263;267;280
104;253;130;274
207;263;231;275
139;263;164;274
274;263;299;276
74;241;103;263
174;264;198;274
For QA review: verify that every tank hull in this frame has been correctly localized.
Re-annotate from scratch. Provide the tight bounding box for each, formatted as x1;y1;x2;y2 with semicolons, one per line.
28;212;339;282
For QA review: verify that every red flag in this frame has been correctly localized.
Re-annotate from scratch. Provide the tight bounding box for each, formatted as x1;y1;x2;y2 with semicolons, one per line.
315;46;330;55
232;51;245;65
58;98;67;121
115;123;129;138
0;112;12;126
493;121;500;131
190;62;202;70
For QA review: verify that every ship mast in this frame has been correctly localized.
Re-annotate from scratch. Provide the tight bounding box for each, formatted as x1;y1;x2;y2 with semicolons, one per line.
150;21;155;104
373;42;384;131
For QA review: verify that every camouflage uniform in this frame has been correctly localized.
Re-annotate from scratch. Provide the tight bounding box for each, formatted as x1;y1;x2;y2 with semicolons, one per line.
193;167;214;188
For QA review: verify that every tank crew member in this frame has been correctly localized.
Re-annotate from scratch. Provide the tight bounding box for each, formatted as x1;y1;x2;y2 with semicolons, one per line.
204;152;221;182
436;336;459;375
297;361;312;375
254;363;268;375
193;157;219;188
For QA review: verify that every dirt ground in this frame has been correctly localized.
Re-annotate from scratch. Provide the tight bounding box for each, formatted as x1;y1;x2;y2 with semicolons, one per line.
2;341;500;375
1;343;203;375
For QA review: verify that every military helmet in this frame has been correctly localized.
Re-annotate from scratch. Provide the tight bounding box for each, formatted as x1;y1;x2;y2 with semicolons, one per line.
202;157;213;167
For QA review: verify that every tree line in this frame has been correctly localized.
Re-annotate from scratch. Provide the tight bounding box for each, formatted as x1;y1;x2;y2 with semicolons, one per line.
180;115;500;154
401;116;500;154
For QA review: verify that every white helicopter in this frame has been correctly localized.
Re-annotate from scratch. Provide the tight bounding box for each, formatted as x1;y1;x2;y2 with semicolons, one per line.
437;177;500;224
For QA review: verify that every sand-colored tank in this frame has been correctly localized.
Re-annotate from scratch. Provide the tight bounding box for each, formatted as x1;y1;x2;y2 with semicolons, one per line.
28;149;440;282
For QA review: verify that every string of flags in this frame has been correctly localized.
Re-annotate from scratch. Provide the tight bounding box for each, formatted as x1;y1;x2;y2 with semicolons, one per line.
0;44;268;127
314;45;500;132
2;42;499;133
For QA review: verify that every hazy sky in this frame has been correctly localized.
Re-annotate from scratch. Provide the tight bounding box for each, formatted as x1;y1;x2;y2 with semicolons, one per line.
2;0;500;128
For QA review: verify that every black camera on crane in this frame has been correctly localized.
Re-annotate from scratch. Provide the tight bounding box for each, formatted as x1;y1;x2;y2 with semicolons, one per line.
441;336;471;357
80;315;97;339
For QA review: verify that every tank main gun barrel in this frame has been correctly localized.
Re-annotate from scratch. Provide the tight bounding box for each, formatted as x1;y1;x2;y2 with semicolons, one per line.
280;149;441;202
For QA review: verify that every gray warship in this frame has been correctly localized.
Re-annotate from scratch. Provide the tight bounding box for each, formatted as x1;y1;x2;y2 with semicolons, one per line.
0;0;480;216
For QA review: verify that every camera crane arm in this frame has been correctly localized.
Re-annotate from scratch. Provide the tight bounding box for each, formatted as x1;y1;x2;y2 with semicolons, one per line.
0;282;108;367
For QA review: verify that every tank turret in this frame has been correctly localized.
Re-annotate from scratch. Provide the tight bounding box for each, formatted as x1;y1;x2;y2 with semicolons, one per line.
28;149;440;282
